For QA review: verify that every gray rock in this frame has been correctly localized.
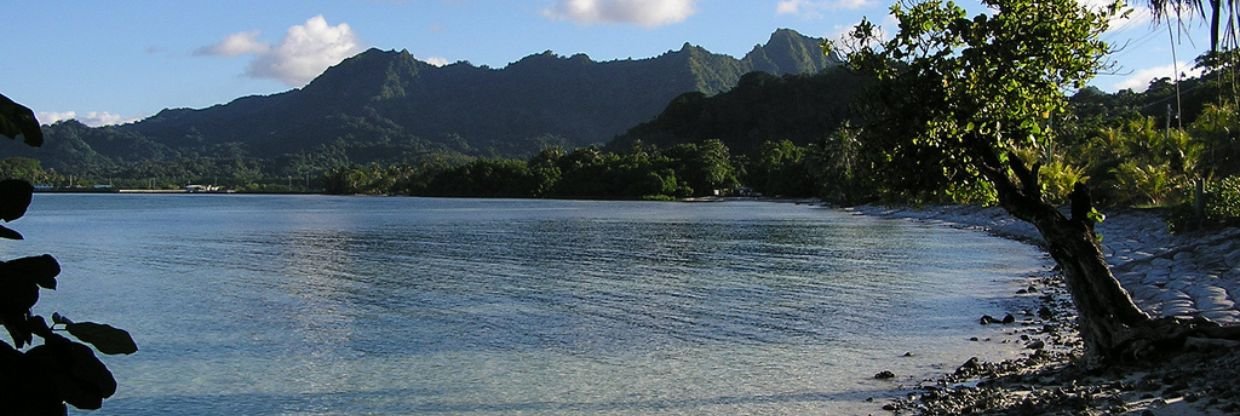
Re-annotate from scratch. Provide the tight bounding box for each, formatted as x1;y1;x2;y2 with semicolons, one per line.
1224;249;1240;267
1192;287;1234;312
1154;290;1192;302
1163;300;1197;318
1200;310;1240;325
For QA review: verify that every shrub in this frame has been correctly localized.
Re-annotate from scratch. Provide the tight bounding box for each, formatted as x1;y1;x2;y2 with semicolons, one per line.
1206;176;1240;221
1112;161;1176;206
1039;161;1089;205
1167;175;1240;231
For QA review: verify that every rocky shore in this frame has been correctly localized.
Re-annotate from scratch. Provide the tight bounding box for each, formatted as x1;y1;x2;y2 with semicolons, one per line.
849;205;1240;415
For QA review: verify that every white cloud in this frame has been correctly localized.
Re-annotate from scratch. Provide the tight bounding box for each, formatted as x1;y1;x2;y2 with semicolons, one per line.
777;0;807;14
247;16;362;86
198;16;363;86
195;30;269;56
37;111;141;127
37;111;77;125
776;0;874;17
543;0;697;27
423;56;450;67
829;12;896;45
1113;61;1204;92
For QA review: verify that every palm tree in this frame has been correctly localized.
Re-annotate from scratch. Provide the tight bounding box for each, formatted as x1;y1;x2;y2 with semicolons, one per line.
1148;0;1232;52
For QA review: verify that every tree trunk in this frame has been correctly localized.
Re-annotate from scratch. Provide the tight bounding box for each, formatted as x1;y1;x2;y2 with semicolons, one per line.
970;143;1240;365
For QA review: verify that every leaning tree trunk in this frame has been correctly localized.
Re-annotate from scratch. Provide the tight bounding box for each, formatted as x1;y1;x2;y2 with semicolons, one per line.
970;142;1240;365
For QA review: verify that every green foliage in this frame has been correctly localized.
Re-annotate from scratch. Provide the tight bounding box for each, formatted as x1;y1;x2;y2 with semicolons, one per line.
1190;103;1240;177
1112;161;1176;206
664;139;739;195
612;68;868;155
1040;161;1090;205
746;139;813;197
315;139;755;199
831;0;1115;208
426;158;538;197
944;179;999;206
1205;176;1240;220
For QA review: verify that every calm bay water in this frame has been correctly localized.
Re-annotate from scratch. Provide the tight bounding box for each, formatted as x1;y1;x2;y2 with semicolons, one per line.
6;195;1044;415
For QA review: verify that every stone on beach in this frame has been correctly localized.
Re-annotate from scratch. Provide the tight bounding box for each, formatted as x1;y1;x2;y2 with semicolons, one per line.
1191;286;1235;312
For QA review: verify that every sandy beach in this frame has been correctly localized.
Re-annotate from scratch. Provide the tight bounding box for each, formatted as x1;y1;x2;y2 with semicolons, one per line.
849;205;1240;415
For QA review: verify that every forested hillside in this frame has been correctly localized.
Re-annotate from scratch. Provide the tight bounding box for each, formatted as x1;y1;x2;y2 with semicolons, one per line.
9;29;836;186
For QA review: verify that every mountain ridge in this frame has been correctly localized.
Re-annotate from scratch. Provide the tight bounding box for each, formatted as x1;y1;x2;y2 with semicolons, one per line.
30;29;839;176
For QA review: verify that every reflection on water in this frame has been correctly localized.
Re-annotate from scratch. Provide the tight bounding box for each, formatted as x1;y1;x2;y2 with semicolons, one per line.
7;195;1044;415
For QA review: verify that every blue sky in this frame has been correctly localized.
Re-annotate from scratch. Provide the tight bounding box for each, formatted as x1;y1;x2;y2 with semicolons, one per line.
0;0;1214;127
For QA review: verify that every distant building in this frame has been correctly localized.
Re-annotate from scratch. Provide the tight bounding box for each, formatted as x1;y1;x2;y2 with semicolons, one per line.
184;184;222;193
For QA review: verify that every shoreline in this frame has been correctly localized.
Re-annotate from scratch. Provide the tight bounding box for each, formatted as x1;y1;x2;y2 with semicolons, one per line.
850;204;1240;415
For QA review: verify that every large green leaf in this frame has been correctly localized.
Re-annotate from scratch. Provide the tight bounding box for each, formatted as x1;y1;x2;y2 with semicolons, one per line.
0;93;43;147
0;179;34;222
66;322;138;355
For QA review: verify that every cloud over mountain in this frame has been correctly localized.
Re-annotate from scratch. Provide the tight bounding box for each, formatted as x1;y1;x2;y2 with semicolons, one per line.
38;111;140;127
198;15;363;86
1113;61;1203;92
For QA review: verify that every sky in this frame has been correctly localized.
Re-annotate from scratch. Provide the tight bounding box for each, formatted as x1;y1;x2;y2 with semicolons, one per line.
0;0;1216;127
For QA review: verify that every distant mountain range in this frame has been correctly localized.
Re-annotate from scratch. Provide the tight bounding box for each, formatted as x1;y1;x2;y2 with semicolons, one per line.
26;29;839;173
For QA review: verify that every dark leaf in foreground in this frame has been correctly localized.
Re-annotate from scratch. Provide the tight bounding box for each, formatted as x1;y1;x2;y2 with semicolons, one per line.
66;322;138;355
23;336;117;410
0;92;42;147
0;275;39;316
0;225;22;240
0;180;34;222
2;254;61;290
2;314;33;350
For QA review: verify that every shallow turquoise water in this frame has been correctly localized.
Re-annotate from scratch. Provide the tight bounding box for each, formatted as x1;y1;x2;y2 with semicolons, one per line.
5;195;1043;415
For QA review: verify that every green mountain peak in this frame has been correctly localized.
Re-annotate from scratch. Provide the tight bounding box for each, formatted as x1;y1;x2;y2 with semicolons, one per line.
34;29;841;173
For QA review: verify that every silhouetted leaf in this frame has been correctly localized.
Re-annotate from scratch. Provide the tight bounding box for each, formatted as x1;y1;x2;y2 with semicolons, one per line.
59;340;116;409
11;345;63;415
0;92;43;147
0;179;34;222
66;322;137;355
24;337;117;410
0;224;22;240
3;255;61;290
0;277;39;316
3;314;34;348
